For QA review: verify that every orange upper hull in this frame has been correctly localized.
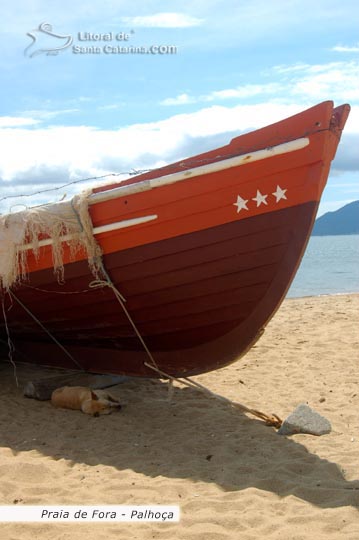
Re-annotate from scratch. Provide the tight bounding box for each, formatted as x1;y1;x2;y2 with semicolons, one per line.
24;101;349;274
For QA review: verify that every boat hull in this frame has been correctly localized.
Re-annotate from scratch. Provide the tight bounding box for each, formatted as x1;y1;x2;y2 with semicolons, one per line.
5;201;315;376
0;101;350;377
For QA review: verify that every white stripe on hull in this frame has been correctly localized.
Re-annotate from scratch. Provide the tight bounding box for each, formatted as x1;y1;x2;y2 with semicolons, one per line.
89;137;310;205
19;214;158;252
17;137;310;253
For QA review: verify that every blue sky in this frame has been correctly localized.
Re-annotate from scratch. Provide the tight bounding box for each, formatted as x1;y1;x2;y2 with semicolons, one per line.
0;0;358;215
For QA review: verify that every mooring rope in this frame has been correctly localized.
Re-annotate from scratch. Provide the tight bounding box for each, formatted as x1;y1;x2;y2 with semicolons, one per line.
89;258;160;371
1;296;19;387
144;362;282;428
8;290;84;371
93;259;282;428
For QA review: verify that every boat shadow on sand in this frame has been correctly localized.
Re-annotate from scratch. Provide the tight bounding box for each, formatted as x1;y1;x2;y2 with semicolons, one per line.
0;363;358;510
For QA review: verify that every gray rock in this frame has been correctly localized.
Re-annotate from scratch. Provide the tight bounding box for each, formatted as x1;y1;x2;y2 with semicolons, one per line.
278;403;331;436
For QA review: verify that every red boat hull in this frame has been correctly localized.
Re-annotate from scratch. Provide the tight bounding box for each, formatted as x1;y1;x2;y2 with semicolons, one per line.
0;101;350;377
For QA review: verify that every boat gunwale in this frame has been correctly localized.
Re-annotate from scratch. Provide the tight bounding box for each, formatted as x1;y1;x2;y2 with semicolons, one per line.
88;137;310;206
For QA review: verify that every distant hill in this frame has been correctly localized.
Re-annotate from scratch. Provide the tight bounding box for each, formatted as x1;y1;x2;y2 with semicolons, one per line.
312;200;359;236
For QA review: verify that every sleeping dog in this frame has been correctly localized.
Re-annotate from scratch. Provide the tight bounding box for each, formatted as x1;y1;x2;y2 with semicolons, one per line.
51;386;122;416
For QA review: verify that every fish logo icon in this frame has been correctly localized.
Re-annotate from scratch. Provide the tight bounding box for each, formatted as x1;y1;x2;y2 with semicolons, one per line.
24;22;73;58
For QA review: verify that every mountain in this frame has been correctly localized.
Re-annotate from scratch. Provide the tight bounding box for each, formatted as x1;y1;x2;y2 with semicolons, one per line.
312;200;359;236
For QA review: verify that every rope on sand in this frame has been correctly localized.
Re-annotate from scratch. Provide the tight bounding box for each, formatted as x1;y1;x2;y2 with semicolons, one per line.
144;362;282;428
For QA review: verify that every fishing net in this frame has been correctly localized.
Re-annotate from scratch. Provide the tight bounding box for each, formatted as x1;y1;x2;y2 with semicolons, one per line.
0;191;102;290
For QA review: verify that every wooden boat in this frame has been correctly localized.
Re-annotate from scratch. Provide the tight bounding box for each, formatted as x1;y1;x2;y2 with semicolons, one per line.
0;101;350;377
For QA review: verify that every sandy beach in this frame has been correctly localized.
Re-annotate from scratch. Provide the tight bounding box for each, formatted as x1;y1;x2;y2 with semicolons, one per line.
0;293;358;539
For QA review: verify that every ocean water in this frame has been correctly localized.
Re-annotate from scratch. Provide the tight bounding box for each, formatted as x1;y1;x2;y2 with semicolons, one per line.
287;235;359;298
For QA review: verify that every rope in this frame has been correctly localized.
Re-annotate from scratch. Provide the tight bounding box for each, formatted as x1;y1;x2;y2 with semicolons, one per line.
89;258;159;371
92;259;282;428
144;362;282;428
0;171;153;206
0;156;233;209
8;290;84;371
1;296;19;387
22;283;94;295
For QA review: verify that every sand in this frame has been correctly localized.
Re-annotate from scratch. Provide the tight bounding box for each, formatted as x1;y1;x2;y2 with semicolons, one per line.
0;293;358;539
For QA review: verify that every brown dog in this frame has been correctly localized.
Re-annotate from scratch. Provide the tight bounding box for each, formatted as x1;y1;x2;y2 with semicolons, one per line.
51;386;122;416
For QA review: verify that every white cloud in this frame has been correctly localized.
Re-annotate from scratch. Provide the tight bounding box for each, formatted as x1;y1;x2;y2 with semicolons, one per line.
97;104;124;111
162;61;359;109
21;108;80;121
0;102;305;213
1;100;358;214
161;84;284;106
160;93;195;106
121;12;204;28
332;43;359;52
208;83;283;101
78;96;94;102
273;63;311;74
288;62;359;101
0;116;40;127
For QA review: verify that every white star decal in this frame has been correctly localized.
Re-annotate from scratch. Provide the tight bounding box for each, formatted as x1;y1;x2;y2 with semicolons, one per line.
252;190;268;207
272;185;287;202
233;195;249;213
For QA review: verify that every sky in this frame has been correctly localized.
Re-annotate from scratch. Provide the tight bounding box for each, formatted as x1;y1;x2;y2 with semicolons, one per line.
0;0;358;216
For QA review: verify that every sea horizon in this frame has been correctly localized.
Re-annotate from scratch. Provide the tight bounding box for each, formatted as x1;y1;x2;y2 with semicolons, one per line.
287;234;359;298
